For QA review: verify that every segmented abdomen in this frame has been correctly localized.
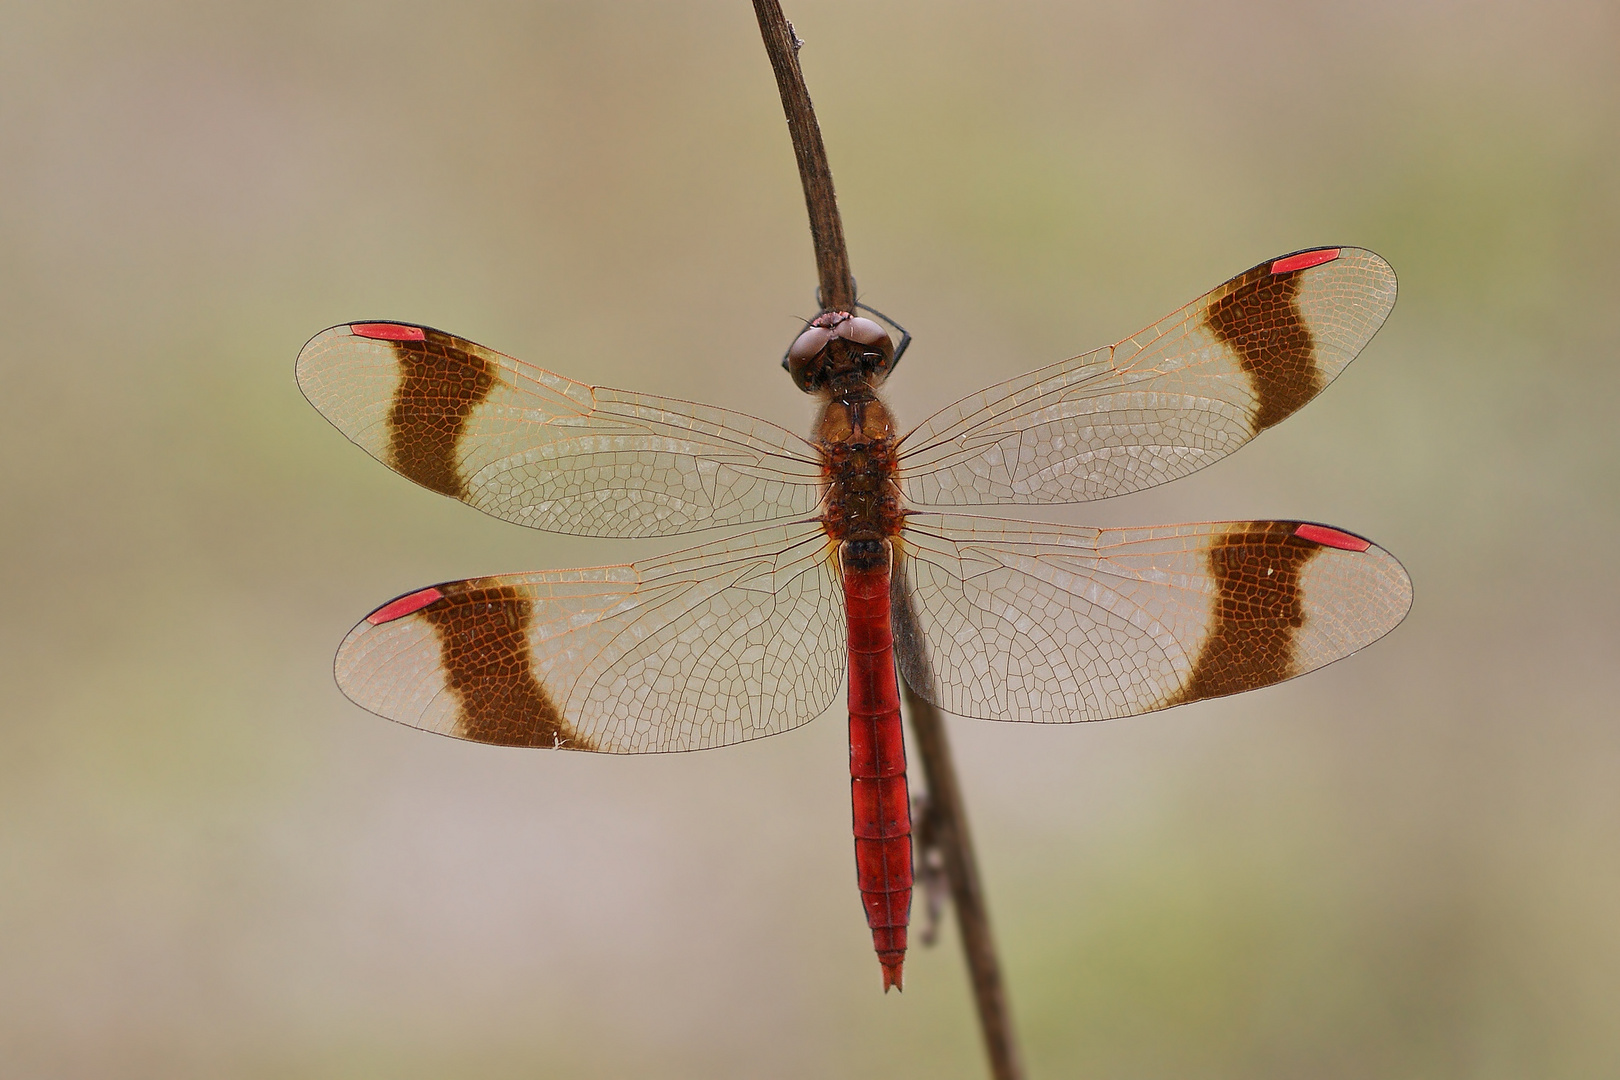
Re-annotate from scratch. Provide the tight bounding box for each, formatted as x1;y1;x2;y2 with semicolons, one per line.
843;552;912;991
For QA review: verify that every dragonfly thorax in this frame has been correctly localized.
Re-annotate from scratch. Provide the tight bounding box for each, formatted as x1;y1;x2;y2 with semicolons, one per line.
817;391;903;545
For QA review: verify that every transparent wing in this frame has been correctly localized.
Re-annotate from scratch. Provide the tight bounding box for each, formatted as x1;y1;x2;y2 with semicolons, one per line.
296;322;823;537
894;513;1411;722
898;247;1396;506
334;521;845;753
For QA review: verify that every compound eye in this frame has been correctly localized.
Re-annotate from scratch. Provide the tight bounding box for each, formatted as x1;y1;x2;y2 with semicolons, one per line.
837;317;890;348
788;325;835;363
786;325;835;391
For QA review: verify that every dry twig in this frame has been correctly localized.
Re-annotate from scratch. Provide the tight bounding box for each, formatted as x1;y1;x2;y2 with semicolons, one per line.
750;4;1024;1077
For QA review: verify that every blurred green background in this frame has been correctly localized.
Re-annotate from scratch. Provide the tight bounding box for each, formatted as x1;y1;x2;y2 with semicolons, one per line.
3;1;1617;1077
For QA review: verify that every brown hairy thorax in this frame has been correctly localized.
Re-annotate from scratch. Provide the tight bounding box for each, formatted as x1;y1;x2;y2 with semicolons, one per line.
805;317;905;556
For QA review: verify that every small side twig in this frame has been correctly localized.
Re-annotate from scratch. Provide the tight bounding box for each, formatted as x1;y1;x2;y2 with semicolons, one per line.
751;5;1024;1079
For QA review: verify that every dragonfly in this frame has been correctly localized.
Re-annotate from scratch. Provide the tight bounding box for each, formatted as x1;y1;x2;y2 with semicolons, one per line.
297;245;1411;991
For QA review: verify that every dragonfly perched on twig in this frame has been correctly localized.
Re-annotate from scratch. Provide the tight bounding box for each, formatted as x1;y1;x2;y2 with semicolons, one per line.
297;245;1411;990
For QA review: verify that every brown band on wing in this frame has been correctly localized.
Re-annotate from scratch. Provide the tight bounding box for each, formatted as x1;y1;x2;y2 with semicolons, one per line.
1162;522;1324;707
1205;263;1321;434
420;582;583;749
385;330;496;498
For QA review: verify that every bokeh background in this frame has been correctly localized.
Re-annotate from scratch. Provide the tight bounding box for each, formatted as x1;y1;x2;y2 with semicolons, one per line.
3;1;1617;1077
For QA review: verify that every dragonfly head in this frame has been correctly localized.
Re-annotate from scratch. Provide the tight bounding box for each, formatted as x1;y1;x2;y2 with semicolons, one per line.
784;312;896;394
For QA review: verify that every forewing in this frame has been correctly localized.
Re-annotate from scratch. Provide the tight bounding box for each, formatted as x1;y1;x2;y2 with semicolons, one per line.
296;322;823;537
334;522;845;753
894;513;1411;722
898;247;1396;506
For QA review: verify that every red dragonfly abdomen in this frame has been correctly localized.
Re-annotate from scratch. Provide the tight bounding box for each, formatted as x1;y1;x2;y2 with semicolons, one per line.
843;546;912;992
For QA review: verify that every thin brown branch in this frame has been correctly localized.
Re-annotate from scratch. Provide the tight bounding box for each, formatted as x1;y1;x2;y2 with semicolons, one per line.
897;597;1026;1080
750;0;855;313
750;6;1024;1077
903;688;1024;1080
